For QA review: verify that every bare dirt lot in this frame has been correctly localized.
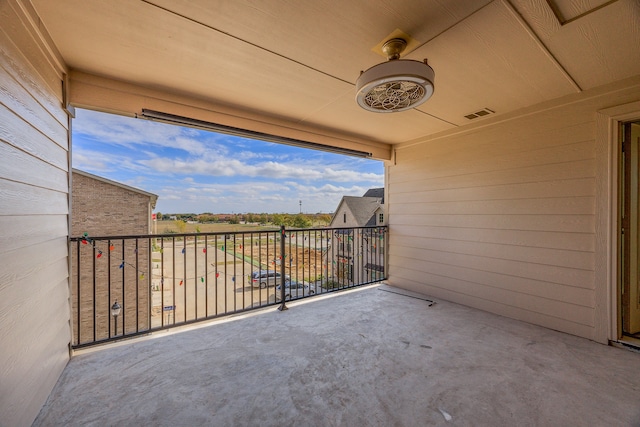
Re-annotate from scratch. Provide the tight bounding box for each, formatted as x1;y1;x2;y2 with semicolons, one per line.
149;231;331;327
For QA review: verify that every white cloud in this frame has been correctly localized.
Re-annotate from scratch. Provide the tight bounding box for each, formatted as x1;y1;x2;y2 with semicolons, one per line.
73;109;384;213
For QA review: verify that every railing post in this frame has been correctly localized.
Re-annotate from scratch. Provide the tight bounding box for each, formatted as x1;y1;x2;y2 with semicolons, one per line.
278;225;288;311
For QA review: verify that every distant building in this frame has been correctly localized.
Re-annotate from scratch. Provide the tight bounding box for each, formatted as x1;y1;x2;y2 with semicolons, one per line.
71;169;158;237
329;187;385;228
328;188;385;283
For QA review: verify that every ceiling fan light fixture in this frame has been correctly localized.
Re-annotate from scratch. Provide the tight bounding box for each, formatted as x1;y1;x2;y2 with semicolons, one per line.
356;38;435;113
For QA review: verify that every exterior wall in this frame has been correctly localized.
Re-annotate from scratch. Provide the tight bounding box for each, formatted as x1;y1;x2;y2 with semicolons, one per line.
374;207;384;226
0;1;70;425
70;172;154;345
71;171;153;237
387;77;640;343
329;201;357;228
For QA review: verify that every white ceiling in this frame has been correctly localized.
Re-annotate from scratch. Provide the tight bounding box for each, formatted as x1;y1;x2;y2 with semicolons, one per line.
30;0;640;150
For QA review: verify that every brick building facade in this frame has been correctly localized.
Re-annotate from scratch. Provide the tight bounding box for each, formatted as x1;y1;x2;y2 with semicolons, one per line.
71;169;157;237
71;169;157;345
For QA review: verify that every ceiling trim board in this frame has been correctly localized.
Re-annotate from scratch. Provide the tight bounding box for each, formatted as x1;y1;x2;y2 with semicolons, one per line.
503;0;582;92
546;0;620;25
68;71;393;160
11;0;67;76
138;109;374;158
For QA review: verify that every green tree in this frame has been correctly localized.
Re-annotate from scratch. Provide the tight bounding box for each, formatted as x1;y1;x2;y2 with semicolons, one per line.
156;212;163;220
292;214;312;228
272;213;286;226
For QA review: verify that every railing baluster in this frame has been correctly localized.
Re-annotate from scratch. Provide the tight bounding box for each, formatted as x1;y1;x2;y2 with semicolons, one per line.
92;241;96;343
160;237;165;328
223;235;227;314
194;236;198;320
172;237;176;326
76;240;81;345
233;233;237;313
147;237;151;332
135;238;139;333
214;234;218;317
204;234;208;318
120;239;125;337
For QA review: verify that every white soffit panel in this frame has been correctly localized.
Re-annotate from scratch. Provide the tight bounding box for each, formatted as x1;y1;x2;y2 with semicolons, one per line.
409;0;580;126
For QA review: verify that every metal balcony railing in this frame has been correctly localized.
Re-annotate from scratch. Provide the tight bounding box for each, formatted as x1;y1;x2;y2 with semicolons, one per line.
70;225;387;348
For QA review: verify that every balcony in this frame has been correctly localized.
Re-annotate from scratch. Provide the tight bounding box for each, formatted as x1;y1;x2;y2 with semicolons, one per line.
70;226;387;347
34;284;640;425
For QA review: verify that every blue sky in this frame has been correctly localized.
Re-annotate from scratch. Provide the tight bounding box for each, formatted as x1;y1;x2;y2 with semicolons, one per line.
72;109;384;214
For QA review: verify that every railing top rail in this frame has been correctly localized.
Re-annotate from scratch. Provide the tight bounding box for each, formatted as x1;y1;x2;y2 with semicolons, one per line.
70;225;387;241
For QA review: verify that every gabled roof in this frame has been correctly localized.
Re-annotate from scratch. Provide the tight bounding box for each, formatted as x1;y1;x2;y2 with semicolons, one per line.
332;195;382;227
73;169;158;209
363;188;384;203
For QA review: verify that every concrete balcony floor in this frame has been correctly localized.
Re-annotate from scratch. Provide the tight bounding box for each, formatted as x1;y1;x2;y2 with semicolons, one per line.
35;284;640;426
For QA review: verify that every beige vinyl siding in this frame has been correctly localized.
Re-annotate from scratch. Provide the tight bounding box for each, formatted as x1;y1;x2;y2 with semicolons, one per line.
388;79;640;342
0;1;70;425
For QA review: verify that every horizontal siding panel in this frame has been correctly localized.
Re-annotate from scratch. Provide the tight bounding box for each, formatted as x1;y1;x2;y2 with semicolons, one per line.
390;224;595;251
0;106;68;169
0;178;68;215
0;272;69;424
388;278;595;339
0;252;68;345
393;235;594;271
0;141;68;191
394;138;595;180
390;196;594;216
0;64;67;147
0;237;67;285
392;213;594;233
390;158;595;189
14;296;69;427
396;114;594;164
389;178;595;204
0;214;67;253
0;2;63;103
388;262;595;326
391;244;594;291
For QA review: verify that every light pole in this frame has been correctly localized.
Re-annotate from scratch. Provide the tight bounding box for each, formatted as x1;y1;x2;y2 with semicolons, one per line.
299;200;302;214
111;300;121;336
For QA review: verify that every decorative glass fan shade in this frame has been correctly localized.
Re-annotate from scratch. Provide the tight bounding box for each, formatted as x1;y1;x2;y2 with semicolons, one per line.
355;38;434;113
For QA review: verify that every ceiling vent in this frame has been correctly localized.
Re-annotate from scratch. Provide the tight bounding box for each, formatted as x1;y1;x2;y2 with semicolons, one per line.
356;38;435;113
464;108;495;120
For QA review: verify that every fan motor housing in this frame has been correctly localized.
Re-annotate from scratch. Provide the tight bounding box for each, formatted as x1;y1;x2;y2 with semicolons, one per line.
356;59;435;113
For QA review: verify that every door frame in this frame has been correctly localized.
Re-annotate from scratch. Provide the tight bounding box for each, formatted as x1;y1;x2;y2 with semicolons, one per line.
597;101;640;343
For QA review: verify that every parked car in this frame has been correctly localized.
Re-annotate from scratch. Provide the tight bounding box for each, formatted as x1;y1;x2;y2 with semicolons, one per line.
248;270;289;288
276;280;315;300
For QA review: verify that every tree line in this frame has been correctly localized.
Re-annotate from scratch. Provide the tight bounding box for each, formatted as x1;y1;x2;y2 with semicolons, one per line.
155;212;332;228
